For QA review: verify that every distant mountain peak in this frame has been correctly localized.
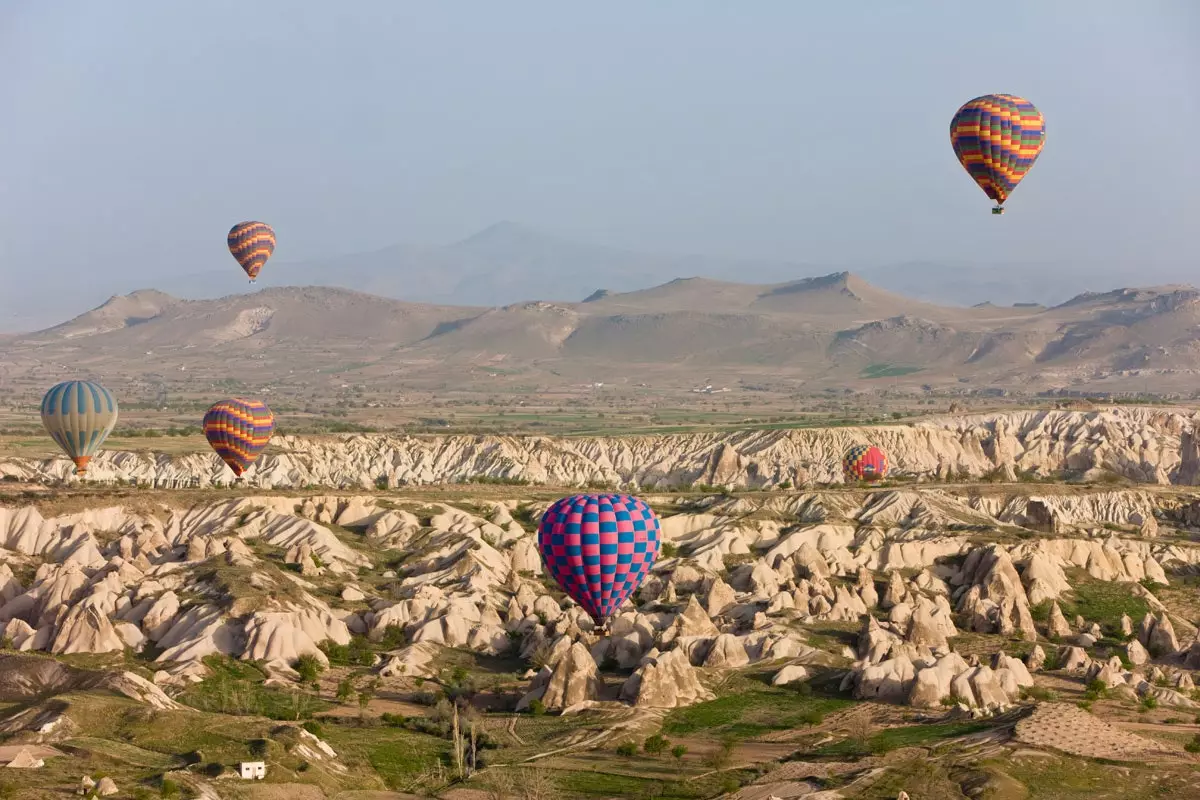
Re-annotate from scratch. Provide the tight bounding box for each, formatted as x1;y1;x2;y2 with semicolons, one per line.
764;271;860;299
582;289;610;303
452;220;546;248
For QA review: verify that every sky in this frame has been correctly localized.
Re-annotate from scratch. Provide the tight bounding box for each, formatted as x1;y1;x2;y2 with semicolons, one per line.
1;1;1197;329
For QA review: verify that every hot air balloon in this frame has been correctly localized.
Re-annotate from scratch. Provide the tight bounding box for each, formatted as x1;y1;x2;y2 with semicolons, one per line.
950;94;1045;215
537;493;661;627
843;444;888;482
227;221;276;282
203;398;275;477
40;381;119;475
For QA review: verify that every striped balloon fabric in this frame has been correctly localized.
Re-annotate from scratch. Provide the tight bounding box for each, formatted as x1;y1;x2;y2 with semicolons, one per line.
203;398;275;477
843;444;889;482
537;494;662;626
227;221;276;281
950;94;1045;211
40;380;119;475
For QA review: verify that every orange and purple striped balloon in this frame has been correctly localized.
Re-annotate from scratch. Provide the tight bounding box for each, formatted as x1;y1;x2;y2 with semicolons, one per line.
950;94;1045;213
203;398;275;477
227;221;276;281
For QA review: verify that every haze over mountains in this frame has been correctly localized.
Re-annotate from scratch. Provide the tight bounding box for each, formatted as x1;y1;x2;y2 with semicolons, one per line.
6;270;1200;397
3;222;1193;332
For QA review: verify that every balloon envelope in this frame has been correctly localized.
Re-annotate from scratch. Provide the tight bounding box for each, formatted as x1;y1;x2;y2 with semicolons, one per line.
843;444;888;482
203;398;275;477
40;381;119;475
537;494;661;625
950;94;1045;209
227;221;276;281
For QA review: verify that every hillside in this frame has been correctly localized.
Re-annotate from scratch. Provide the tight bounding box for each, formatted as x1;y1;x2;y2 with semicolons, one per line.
6;274;1200;401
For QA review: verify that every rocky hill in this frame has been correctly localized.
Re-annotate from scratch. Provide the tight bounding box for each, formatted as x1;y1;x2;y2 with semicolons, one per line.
8;275;1200;394
3;407;1200;490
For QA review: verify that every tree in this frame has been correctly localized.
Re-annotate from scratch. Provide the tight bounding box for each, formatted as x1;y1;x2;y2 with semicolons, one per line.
643;733;670;756
704;737;736;771
293;653;325;684
616;740;638;757
845;711;875;756
336;678;354;703
670;744;687;761
520;766;559;800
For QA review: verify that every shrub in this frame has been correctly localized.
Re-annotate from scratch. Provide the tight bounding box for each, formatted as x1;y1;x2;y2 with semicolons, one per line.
301;720;324;737
377;624;406;650
319;636;376;667
616;740;638;757
1019;686;1058;702
294;654;324;683
203;763;223;777
249;738;269;758
671;744;688;761
660;542;679;558
1186;735;1200;754
797;709;824;726
705;737;737;770
528;698;546;717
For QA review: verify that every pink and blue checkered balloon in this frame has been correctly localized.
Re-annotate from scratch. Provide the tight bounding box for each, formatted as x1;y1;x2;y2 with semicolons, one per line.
537;494;662;626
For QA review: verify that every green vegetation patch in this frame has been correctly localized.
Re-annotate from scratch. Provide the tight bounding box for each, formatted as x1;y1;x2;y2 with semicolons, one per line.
1033;574;1151;639
320;724;450;791
662;676;851;738
63;736;184;769
178;656;330;720
808;721;993;757
1000;753;1197;799
861;363;924;379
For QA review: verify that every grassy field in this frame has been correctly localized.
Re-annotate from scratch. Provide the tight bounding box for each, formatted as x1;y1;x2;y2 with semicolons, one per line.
1031;573;1153;640
663;671;853;739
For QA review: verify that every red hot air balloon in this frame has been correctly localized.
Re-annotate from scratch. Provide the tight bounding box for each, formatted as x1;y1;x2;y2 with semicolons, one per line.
537;494;662;627
843;444;889;482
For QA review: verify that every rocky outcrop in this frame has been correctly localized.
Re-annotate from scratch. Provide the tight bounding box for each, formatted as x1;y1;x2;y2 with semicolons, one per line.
8;408;1200;489
530;642;602;711
954;546;1037;641
620;649;712;708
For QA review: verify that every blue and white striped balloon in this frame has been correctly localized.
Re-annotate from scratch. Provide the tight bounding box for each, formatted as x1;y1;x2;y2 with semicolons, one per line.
40;381;119;475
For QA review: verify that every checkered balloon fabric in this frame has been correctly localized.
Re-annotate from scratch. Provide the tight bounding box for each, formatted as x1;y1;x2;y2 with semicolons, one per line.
843;444;889;481
537;494;662;625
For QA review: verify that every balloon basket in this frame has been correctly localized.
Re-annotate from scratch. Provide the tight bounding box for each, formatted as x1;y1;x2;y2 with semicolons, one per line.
991;206;1005;215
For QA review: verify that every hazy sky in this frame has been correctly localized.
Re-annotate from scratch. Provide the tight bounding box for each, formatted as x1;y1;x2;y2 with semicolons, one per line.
1;1;1197;327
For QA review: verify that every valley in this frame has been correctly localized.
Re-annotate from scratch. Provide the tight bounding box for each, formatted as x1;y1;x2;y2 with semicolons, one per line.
1;409;1200;797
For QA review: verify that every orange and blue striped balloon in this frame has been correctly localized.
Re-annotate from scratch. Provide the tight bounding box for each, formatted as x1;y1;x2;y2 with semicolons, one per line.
843;444;889;482
203;398;275;477
227;221;276;282
950;94;1045;214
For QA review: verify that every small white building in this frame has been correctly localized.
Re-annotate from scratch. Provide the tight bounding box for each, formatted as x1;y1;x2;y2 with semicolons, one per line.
238;762;266;780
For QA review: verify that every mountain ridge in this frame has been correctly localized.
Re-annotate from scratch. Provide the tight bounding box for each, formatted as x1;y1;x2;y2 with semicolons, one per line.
5;221;1194;333
6;273;1200;395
